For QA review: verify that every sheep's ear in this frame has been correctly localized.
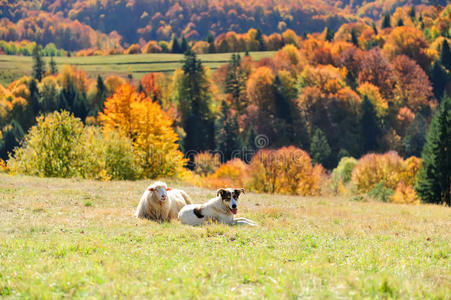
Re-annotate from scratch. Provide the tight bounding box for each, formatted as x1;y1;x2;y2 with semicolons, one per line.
167;187;172;191
216;188;225;197
148;187;154;192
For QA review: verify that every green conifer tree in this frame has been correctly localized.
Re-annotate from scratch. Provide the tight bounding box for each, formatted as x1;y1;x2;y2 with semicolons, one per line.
171;35;181;53
273;75;294;146
440;40;451;71
215;101;242;162
402;113;427;157
415;96;450;205
310;128;332;168
49;56;58;75
351;29;359;47
180;36;188;53
0;120;24;160
244;125;258;163
32;45;46;82
324;26;335;42
207;32;216;53
430;61;447;100
360;95;381;153
382;14;391;29
180;49;215;158
90;75;107;116
256;29;266;51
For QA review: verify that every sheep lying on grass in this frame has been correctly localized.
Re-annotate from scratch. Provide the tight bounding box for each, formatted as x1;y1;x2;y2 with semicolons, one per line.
135;181;192;222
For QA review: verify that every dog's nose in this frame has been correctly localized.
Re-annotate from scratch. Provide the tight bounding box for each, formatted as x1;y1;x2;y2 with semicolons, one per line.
232;204;237;209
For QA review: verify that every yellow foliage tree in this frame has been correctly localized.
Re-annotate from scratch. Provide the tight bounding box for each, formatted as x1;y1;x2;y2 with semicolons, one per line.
351;152;422;194
357;83;388;118
390;182;420;205
99;84;186;178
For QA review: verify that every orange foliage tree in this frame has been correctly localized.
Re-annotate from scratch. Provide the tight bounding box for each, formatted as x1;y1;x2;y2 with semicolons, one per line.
383;26;432;70
392;55;435;112
246;146;323;196
99;84;186;178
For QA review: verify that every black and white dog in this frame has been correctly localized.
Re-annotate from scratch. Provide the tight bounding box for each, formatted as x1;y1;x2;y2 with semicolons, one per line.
178;188;257;226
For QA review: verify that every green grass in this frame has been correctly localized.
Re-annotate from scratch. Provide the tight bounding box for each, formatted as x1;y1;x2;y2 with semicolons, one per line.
0;51;276;86
0;174;450;298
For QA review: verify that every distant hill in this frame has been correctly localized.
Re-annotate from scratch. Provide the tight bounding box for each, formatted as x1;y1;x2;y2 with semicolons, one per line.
0;0;447;51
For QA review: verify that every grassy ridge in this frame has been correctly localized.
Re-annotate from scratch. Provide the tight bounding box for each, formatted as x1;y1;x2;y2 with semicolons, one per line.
0;52;276;86
0;174;449;298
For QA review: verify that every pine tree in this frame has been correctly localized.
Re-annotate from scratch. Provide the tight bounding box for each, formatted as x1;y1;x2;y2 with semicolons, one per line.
90;75;107;116
273;75;293;145
225;54;248;113
382;14;391;29
28;79;41;118
72;91;89;121
324;26;334;42
345;69;357;90
256;29;266;51
430;61;447;101
415;96;450;205
440;40;451;71
0;120;24;160
180;36;188;53
409;6;416;20
180;49;215;158
351;29;359;47
32;45;46;82
360;95;381;153
402;112;427;157
397;18;404;27
49;56;58;75
171;36;181;53
207;32;215;53
244;125;258;163
310;128;332;168
215;101;242;162
372;22;378;35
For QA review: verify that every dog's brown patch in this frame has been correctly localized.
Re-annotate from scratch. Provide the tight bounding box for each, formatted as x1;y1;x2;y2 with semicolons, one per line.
193;207;204;218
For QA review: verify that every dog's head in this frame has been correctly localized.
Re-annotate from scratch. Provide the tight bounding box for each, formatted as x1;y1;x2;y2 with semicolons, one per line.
217;188;245;215
148;182;172;202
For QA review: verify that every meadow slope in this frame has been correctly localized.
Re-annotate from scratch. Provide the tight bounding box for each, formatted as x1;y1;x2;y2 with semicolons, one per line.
0;51;276;86
0;174;449;298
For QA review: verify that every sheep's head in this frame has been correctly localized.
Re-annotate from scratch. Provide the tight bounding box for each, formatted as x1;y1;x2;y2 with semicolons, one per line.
148;182;172;202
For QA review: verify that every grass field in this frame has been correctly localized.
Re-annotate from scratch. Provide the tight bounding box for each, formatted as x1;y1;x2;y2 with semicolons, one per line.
0;174;450;298
0;51;276;86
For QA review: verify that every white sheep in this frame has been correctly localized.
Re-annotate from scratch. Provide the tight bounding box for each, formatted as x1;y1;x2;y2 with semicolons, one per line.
135;181;192;222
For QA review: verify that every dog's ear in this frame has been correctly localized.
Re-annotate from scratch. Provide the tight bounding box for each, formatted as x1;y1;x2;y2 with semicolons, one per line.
216;188;226;197
234;188;245;196
148;187;154;192
239;188;245;194
167;187;172;191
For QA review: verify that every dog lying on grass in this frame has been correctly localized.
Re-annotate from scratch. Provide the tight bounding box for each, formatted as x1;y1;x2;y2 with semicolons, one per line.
178;188;257;226
135;181;192;222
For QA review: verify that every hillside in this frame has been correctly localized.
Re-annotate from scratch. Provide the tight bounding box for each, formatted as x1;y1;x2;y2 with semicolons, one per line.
0;174;449;298
0;51;276;86
0;0;447;51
